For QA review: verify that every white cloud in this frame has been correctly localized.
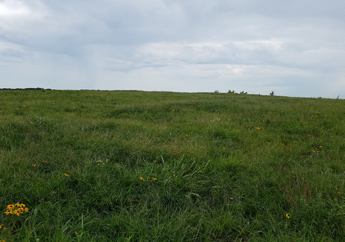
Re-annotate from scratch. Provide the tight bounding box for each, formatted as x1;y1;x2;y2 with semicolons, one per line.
0;0;48;28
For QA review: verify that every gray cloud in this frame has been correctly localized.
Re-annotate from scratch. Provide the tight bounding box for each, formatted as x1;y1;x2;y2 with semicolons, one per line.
0;0;344;98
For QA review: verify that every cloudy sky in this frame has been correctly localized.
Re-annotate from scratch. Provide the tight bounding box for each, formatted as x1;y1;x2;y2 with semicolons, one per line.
1;0;345;98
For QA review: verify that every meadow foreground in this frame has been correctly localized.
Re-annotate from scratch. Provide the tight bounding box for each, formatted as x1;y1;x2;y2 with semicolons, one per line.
0;90;344;241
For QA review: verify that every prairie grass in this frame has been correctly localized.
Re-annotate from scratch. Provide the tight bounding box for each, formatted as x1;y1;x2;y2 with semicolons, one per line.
0;90;344;241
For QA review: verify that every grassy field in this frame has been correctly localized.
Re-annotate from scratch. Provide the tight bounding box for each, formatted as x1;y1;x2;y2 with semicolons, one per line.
0;90;344;241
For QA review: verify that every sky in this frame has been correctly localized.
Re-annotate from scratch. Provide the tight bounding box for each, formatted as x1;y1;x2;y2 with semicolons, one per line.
1;0;345;98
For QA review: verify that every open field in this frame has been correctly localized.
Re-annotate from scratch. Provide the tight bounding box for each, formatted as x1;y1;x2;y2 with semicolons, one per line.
0;90;344;241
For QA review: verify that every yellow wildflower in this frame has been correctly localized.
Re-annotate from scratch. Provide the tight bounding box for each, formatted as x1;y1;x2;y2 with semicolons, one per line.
286;213;290;219
64;173;69;177
16;203;25;208
7;204;14;210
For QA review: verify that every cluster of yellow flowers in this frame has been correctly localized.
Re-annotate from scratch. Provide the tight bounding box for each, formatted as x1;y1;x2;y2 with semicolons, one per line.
5;203;28;216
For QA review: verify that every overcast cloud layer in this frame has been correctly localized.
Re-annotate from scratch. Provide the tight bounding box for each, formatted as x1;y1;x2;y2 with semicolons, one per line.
1;0;345;98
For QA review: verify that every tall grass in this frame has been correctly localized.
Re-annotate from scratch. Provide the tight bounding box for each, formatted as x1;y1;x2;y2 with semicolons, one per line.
0;90;344;241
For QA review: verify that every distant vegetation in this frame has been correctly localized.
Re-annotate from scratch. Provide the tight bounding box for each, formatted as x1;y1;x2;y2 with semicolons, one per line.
0;87;50;91
0;90;344;241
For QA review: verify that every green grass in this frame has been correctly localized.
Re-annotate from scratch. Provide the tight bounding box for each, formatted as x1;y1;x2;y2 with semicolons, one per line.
0;89;344;241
